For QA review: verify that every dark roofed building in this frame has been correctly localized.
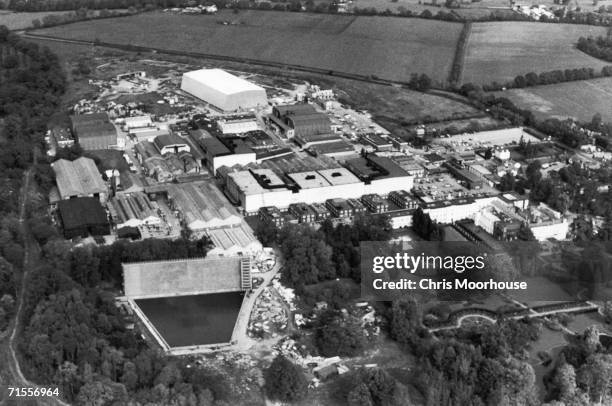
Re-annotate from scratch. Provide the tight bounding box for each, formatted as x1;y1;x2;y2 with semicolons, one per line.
307;140;354;157
58;197;110;238
70;113;118;150
200;137;231;158
344;154;408;182
269;104;331;140
153;133;190;155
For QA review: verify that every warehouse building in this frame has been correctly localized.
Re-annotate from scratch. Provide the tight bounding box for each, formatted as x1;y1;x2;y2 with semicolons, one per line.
108;192;161;229
206;223;263;256
344;155;414;196
70;113;118;150
217;116;259;134
269;104;331;140
52;157;108;203
200;137;256;175
153;134;190;155
166;181;242;231
307;140;355;158
525;203;569;241
58;197;110;238
123;115;152;131
226;155;414;213
122;255;250;299
180;68;267;112
445;161;484;190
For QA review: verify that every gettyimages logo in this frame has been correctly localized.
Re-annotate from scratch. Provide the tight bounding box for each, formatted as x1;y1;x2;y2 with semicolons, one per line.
371;248;487;275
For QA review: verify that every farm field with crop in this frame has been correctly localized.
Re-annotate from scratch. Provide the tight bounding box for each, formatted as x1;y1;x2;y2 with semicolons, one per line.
463;22;609;85
0;10;74;30
494;77;612;122
31;10;462;83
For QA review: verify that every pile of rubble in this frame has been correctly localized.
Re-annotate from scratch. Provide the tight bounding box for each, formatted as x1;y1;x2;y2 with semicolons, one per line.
247;287;288;339
272;275;296;311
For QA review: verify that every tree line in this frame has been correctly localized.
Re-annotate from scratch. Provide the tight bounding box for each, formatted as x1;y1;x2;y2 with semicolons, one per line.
260;215;392;293
577;35;612;62
11;0;612;27
479;65;612;92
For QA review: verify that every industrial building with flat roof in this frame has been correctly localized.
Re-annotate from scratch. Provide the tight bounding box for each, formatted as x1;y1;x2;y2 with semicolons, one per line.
52;157;108;202
199;136;256;175
225;155;414;213
58;197;110;238
181;69;267;112
70;112;118;150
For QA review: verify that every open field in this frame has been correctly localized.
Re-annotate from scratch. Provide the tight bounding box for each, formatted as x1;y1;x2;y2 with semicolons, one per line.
0;9;127;30
463;22;609;85
332;79;486;137
494;77;612;122
27;35;484;139
32;10;462;83
0;10;73;30
348;0;519;18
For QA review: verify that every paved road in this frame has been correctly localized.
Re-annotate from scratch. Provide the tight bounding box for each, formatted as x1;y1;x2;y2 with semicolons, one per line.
232;255;283;352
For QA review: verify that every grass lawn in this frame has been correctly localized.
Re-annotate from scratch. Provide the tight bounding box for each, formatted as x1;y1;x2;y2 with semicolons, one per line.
494;77;612;122
463;22;609;85
32;10;462;83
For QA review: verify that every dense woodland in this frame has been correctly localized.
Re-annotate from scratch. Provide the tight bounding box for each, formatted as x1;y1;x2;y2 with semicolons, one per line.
0;27;251;405
0;25;67;339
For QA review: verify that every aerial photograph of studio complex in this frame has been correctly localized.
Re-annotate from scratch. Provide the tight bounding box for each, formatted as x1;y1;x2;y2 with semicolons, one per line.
2;1;612;404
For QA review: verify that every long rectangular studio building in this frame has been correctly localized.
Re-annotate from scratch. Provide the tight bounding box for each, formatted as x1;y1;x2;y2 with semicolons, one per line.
180;69;268;112
225;154;414;213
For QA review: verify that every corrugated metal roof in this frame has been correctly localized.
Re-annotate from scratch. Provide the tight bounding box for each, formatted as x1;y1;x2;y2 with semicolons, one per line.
167;181;240;229
52;157;106;199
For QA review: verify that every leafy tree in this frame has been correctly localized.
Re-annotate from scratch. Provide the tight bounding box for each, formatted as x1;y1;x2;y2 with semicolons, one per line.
551;362;578;402
254;218;278;246
348;383;374;406
577;353;612;403
278;224;334;289
517;223;536;241
499;172;516;192
315;310;366;357
264;355;308;403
